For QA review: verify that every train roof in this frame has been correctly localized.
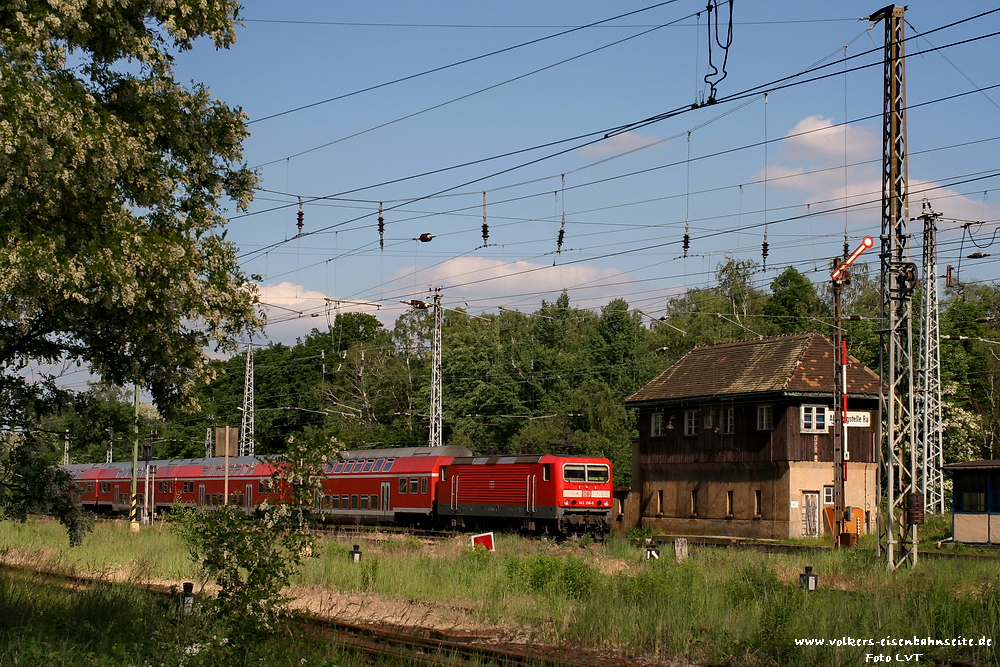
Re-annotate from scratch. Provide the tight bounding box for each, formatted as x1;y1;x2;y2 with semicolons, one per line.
340;445;473;459
449;454;611;466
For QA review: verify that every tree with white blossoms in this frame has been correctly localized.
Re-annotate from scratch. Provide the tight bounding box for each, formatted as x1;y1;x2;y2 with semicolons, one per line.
0;1;259;537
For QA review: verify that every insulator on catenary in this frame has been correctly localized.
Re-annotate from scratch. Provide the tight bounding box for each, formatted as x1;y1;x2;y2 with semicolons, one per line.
418;233;434;243
682;219;690;257
378;202;385;250
296;197;304;235
482;191;489;246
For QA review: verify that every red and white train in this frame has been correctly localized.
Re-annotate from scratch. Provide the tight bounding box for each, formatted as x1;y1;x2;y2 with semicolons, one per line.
63;445;613;535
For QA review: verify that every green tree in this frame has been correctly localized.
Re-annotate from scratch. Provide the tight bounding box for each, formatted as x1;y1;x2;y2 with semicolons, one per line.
762;266;828;334
1;1;257;538
1;1;259;420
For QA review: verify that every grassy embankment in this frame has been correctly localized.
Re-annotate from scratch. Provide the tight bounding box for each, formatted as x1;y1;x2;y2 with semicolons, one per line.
1;517;998;666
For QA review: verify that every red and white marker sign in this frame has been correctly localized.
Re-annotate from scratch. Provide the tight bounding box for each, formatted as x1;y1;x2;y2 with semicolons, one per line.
471;532;495;551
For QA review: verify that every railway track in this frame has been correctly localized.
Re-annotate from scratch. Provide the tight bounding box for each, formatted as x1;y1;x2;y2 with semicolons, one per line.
0;562;652;667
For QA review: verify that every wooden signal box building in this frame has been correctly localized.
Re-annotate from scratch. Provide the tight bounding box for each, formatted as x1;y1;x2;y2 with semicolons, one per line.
625;332;881;539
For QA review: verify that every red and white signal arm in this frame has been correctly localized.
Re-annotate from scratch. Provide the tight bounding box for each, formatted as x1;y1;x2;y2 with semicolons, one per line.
471;532;495;551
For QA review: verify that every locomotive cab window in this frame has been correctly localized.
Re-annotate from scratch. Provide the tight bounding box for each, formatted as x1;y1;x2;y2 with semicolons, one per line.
563;465;586;483
440;467;448;482
543;464;551;482
586;464;610;483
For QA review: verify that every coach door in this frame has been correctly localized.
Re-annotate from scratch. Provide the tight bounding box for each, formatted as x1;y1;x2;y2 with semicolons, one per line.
245;484;253;512
381;482;390;514
198;484;206;508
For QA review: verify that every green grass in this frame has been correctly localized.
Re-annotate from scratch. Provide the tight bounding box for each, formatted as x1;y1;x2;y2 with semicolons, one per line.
3;518;1000;666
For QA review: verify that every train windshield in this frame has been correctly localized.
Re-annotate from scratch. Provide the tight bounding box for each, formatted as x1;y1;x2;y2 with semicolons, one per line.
563;464;610;483
586;464;610;483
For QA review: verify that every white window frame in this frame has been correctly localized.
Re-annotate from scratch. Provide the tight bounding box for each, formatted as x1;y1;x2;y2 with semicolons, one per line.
801;405;830;433
756;404;773;431
684;409;698;436
722;407;734;434
823;485;835;505
651;412;666;437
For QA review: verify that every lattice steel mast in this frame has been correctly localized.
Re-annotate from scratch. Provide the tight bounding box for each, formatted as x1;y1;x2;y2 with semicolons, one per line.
869;4;920;569
429;288;443;448
240;340;255;457
917;201;945;514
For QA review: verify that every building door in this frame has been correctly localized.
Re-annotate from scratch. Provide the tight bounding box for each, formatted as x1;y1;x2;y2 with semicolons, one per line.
801;492;820;537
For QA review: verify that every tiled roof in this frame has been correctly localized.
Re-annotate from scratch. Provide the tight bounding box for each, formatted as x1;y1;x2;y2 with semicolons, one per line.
626;332;882;404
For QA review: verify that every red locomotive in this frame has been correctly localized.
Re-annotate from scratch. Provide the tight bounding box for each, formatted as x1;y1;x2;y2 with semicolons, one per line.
64;445;613;535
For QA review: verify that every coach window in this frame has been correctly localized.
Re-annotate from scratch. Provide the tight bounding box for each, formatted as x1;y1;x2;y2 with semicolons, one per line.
398;478;407;494
353;460;366;473
362;459;374;473
341;494;348;508
331;494;340;509
373;458;386;472
324;463;334;474
383;458;396;472
542;464;551;482
361;494;369;508
258;480;268;493
370;494;379;510
563;464;586;483
410;477;419;494
351;494;359;509
333;461;345;473
421;477;428;494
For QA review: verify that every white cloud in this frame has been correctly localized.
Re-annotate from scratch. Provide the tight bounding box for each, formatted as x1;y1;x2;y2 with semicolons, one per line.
779;114;878;163
577;131;660;156
256;281;384;345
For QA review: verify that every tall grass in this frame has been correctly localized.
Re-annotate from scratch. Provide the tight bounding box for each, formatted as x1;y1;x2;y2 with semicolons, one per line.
3;519;999;666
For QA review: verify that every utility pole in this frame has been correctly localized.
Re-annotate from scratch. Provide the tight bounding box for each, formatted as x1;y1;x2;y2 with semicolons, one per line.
831;236;874;548
240;340;255;457
130;383;140;531
63;429;69;465
868;4;920;569
917;200;945;514
429;288;443;448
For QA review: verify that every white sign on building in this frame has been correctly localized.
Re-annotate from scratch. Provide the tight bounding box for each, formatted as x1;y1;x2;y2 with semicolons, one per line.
845;411;871;428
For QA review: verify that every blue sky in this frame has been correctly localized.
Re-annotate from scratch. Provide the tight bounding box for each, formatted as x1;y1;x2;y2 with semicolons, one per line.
170;1;1000;345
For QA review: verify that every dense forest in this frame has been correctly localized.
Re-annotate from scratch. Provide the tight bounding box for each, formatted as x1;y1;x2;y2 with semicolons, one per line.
52;259;1000;487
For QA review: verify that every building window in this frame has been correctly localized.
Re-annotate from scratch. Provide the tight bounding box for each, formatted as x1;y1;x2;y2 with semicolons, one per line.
754;490;762;518
823;486;835;505
684;410;698;436
722;407;734;434
656;489;664;515
726;490;734;518
801;405;830;433
651;412;666;437
690;489;698;517
756;405;773;431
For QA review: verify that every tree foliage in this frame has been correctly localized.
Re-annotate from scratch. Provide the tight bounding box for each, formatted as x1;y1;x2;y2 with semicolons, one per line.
1;0;259;420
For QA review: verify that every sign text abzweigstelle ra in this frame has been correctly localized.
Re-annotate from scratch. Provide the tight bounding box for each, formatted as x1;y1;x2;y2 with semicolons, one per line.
845;411;870;428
